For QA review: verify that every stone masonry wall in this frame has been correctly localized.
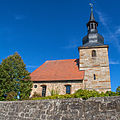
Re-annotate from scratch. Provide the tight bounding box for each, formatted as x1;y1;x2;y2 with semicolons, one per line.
79;46;111;92
31;80;83;97
83;67;111;92
79;46;109;68
0;96;120;120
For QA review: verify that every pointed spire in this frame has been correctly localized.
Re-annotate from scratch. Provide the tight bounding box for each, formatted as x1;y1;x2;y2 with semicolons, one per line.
89;3;95;21
82;3;104;47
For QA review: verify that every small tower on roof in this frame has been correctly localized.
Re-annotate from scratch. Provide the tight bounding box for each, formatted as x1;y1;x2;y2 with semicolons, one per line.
82;3;104;47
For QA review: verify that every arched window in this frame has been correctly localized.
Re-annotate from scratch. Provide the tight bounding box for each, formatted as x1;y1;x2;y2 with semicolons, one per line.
93;23;95;29
91;24;93;29
94;74;96;80
92;50;97;57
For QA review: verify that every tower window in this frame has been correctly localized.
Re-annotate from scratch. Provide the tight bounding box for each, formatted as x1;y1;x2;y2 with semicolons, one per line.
91;24;93;29
65;85;71;94
92;50;97;57
94;74;96;80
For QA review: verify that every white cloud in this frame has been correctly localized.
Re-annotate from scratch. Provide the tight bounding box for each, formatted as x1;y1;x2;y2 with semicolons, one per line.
95;10;107;26
109;60;120;65
96;10;120;51
115;27;120;35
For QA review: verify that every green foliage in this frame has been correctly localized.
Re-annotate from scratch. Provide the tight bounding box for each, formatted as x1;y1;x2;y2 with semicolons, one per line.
31;94;74;100
19;79;32;100
49;87;60;96
6;91;17;101
74;89;120;100
74;89;100;100
105;91;119;96
116;86;120;94
32;92;41;98
0;89;5;101
30;89;120;101
0;52;32;101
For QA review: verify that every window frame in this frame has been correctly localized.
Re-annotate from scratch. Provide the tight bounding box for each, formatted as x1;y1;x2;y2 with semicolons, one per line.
65;85;71;94
94;74;96;80
41;85;47;97
92;50;97;57
91;23;94;29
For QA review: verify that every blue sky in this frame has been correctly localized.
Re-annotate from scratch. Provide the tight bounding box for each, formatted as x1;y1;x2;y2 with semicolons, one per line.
0;0;120;91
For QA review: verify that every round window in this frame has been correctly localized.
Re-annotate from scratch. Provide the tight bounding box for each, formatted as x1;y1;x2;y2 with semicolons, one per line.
34;85;37;88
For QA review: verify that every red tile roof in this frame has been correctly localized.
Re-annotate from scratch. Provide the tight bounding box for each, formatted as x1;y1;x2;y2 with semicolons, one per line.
30;59;85;81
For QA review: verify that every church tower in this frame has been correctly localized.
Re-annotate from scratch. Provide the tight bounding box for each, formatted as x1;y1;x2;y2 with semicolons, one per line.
78;4;111;92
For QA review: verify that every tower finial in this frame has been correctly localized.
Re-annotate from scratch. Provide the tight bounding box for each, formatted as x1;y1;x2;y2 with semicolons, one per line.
89;2;95;21
89;3;93;11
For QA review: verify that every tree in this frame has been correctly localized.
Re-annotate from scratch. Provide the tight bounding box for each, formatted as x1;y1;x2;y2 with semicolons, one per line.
116;86;120;94
0;52;32;100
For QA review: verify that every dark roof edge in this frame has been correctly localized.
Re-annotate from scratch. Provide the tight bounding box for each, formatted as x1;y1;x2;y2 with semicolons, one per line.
32;79;84;82
78;45;109;49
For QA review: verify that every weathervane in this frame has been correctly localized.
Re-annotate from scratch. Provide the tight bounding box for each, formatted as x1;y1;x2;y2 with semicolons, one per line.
89;2;93;11
89;3;93;8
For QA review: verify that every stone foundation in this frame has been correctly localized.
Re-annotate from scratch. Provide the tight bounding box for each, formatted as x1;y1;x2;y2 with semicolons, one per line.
31;80;83;97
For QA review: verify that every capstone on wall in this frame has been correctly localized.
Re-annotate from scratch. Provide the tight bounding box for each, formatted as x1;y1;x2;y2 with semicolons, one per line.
78;45;111;92
0;96;120;120
31;80;83;97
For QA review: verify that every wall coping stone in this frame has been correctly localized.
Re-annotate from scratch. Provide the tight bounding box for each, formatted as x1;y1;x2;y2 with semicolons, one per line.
0;96;120;103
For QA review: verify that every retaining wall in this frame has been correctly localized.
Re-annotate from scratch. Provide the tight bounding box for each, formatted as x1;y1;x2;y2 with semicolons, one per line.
0;96;120;120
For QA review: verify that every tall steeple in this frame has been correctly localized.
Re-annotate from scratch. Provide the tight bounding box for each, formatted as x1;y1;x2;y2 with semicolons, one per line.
89;3;95;21
82;3;104;47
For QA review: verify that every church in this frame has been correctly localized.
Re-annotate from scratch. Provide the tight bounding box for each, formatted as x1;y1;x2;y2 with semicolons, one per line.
30;5;111;97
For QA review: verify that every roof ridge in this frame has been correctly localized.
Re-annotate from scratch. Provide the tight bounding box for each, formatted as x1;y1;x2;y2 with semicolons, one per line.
46;58;78;62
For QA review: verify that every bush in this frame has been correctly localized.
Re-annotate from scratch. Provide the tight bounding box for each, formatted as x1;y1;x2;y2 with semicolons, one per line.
30;89;120;101
32;92;41;98
49;87;60;96
4;88;120;101
74;89;120;100
31;94;74;100
74;89;100;100
6;91;17;101
105;91;119;96
116;86;120;95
